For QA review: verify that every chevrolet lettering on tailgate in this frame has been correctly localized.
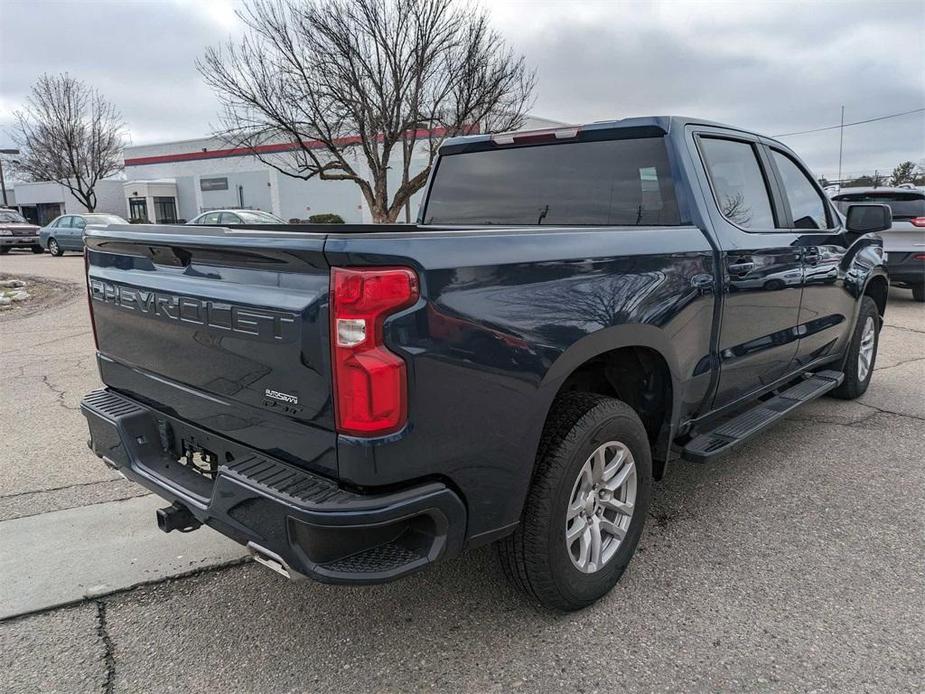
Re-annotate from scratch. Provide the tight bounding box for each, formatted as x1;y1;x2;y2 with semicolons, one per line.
88;279;298;343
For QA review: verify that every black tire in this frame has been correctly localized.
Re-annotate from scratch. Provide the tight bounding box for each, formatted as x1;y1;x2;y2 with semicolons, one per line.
48;238;63;256
31;245;44;254
0;247;9;254
763;279;785;291
831;296;880;400
497;393;652;611
912;285;925;303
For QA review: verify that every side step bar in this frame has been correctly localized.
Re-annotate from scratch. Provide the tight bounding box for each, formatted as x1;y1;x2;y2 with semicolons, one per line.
682;370;844;463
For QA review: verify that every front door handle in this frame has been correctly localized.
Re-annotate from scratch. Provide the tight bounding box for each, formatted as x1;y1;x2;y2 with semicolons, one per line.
728;260;756;275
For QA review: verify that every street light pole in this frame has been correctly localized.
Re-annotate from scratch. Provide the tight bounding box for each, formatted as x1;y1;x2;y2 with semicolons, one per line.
0;148;21;208
836;106;845;186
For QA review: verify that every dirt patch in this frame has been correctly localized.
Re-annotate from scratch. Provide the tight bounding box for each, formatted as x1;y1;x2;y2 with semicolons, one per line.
0;273;79;321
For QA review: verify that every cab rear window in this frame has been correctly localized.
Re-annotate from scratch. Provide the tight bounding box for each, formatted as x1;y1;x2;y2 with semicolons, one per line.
423;137;680;226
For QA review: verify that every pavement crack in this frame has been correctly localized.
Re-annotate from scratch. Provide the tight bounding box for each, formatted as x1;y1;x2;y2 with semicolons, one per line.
40;374;79;411
95;601;116;694
884;323;925;336
874;356;925;373
0;479;120;501
856;401;925;423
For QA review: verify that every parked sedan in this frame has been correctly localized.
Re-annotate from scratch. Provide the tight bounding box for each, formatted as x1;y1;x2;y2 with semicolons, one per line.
186;209;285;225
0;208;43;254
39;213;128;256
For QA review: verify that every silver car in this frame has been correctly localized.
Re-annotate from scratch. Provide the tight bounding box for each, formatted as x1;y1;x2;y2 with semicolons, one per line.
186;209;285;225
38;213;128;256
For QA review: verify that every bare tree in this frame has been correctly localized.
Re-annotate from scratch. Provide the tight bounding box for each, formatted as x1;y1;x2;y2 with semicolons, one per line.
198;0;534;222
12;74;125;212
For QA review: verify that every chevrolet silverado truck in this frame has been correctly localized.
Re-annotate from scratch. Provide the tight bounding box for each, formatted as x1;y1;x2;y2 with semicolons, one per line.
79;117;891;610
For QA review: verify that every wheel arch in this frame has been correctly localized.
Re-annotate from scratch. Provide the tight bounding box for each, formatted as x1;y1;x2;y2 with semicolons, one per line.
537;325;682;480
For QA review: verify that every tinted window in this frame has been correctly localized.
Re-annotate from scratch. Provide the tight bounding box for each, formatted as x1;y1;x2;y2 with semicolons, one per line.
771;150;829;229
700;138;776;230
832;192;925;219
423;138;680;226
236;210;283;223
196;212;222;224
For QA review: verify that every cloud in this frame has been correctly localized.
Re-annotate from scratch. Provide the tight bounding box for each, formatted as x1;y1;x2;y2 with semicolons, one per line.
1;0;922;177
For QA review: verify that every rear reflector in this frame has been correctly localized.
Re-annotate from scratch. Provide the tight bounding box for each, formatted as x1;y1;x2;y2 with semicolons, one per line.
910;217;925;228
330;267;419;436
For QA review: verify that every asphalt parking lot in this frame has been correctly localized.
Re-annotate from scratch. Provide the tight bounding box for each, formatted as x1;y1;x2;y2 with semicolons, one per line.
1;251;923;693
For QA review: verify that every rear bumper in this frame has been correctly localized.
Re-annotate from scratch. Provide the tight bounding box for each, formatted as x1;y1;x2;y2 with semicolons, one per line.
886;254;925;285
80;388;466;584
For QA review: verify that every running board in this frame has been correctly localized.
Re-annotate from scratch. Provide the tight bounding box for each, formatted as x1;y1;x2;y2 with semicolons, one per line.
682;370;844;463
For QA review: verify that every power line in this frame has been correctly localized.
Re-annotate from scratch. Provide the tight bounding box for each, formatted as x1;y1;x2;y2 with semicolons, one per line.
773;107;925;137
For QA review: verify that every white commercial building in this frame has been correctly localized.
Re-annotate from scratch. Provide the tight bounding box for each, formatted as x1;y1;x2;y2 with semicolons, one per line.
121;115;564;224
9;179;125;226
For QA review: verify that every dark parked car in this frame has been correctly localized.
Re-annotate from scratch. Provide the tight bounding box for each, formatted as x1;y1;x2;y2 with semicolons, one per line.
832;187;925;301
187;209;285;225
80;116;890;610
0;208;42;254
39;213;128;256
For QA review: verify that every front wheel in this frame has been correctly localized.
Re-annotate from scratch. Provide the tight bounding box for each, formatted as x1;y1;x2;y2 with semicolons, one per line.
912;285;925;303
0;247;9;255
48;238;63;256
31;245;44;254
831;296;880;399
497;393;652;611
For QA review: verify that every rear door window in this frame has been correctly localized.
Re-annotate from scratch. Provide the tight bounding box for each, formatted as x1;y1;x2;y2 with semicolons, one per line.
219;212;242;225
423;137;680;226
771;150;831;229
699;138;776;230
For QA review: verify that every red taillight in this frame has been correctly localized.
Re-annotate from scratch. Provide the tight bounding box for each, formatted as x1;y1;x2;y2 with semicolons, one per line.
330;266;419;436
913;254;925;261
84;247;99;349
911;217;925;228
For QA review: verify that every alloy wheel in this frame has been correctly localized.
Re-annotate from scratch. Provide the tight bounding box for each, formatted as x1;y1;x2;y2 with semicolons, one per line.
565;440;637;573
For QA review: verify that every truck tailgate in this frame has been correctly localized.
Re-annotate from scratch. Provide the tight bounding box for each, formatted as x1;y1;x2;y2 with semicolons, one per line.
85;226;336;475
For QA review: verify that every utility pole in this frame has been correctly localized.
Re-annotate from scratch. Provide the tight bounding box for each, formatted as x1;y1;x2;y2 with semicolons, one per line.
0;148;20;207
837;105;845;186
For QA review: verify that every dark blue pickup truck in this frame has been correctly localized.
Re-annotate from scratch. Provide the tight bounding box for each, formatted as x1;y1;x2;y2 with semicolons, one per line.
80;116;891;610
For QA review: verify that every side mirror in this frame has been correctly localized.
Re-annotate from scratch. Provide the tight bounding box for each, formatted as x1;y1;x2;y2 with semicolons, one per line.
845;204;892;234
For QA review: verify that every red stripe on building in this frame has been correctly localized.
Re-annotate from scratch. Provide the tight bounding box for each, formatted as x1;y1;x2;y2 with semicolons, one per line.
123;126;470;167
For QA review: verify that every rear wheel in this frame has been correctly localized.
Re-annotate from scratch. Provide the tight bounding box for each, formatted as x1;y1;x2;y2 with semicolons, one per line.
912;285;925;303
831;296;880;400
31;245;44;254
48;238;63;256
497;393;652;611
0;247;9;255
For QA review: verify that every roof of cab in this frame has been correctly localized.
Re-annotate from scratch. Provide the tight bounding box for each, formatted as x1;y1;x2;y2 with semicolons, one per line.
441;115;766;150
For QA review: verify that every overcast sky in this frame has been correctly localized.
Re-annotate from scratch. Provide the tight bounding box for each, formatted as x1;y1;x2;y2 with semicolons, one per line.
1;0;923;180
